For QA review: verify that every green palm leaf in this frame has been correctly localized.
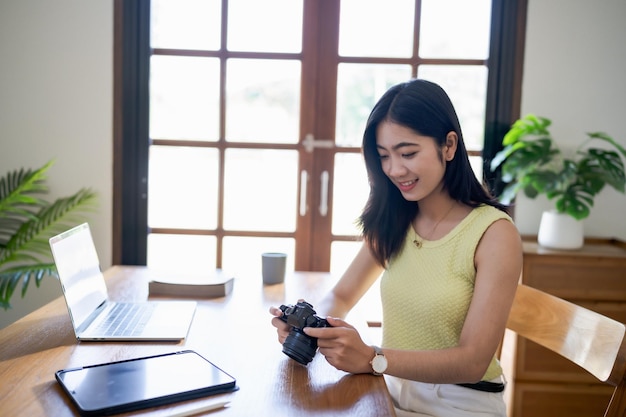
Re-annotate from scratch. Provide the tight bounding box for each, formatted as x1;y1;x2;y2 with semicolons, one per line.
0;264;57;310
0;161;51;219
0;161;97;309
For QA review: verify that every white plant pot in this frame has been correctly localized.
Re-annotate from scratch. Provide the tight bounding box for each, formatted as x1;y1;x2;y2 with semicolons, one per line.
537;210;584;250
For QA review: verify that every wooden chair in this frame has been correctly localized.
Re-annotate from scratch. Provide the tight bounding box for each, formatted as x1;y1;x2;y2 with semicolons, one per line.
506;284;626;417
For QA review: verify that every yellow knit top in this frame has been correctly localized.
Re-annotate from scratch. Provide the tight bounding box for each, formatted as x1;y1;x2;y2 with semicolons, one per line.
380;204;512;381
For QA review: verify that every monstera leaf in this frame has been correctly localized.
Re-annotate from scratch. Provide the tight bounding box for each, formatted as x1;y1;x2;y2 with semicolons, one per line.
491;115;626;220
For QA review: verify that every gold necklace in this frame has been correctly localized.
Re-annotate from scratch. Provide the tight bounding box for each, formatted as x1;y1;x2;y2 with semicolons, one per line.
413;203;456;249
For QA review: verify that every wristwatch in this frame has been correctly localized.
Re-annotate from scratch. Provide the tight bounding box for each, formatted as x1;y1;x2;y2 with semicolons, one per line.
370;345;388;376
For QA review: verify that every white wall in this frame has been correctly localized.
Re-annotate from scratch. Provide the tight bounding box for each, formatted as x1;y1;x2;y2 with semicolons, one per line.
1;0;625;328
0;0;113;328
516;0;626;240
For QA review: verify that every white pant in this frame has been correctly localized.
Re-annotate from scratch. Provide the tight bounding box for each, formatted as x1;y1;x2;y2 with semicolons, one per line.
385;375;507;417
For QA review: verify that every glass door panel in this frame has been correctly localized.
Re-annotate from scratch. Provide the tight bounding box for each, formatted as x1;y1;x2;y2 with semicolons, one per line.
227;0;303;53
335;64;412;147
330;241;362;274
225;59;301;143
148;146;219;229
419;0;491;59
150;56;221;141
148;234;217;273
339;0;415;58
223;149;298;232
151;0;222;50
331;153;368;236
469;157;484;184
222;236;295;276
417;65;488;150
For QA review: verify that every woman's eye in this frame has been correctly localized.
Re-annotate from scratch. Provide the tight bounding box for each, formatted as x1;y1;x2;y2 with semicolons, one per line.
378;154;389;160
402;152;417;158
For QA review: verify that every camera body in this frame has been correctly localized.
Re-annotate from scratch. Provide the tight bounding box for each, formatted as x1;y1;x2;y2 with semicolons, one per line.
278;301;330;365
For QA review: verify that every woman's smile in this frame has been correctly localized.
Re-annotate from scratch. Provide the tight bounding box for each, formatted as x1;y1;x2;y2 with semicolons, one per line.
397;179;418;192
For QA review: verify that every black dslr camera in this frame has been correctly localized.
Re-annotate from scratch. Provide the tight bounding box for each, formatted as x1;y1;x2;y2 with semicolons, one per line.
278;301;330;365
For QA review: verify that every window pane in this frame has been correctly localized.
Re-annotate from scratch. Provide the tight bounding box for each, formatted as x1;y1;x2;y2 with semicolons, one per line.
339;0;415;58
332;153;369;236
470;156;484;183
148;146;219;229
417;65;488;151
336;64;412;147
331;241;381;320
227;0;303;53
223;149;298;231
151;0;221;50
226;59;300;143
222;237;295;277
419;0;491;59
330;241;362;274
150;56;220;141
147;234;217;273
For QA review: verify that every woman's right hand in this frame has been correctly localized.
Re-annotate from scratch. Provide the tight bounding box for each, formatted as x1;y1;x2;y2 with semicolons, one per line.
269;306;290;345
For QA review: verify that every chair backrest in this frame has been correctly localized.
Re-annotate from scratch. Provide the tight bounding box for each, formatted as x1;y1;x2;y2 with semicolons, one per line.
506;284;626;417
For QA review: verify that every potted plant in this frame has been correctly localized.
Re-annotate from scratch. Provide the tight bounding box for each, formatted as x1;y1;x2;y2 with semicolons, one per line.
0;160;97;309
490;114;626;249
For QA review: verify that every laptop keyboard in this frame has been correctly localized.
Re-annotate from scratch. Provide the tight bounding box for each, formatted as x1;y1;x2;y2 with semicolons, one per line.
95;303;156;337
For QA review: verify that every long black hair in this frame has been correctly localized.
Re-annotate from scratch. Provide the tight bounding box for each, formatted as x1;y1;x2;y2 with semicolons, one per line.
358;79;507;266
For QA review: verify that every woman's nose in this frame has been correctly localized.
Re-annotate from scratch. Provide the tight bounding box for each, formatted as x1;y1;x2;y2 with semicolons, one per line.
386;156;406;177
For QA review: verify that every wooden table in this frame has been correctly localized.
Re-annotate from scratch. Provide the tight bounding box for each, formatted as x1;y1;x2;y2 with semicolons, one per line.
0;266;394;417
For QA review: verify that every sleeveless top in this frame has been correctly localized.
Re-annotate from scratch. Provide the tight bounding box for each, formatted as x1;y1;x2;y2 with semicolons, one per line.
380;204;512;381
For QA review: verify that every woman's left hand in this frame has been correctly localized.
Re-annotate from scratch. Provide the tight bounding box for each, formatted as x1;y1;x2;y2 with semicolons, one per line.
304;317;374;374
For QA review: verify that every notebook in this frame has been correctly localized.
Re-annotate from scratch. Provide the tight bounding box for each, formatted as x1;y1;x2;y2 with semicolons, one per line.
49;223;197;341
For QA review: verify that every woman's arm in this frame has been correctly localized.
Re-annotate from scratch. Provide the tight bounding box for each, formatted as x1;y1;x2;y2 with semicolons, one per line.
308;219;523;382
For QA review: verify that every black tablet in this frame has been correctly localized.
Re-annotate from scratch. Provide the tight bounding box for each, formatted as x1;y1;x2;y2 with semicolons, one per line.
55;350;237;416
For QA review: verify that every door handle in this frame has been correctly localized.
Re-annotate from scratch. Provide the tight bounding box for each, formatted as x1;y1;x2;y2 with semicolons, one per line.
299;170;308;216
319;170;329;217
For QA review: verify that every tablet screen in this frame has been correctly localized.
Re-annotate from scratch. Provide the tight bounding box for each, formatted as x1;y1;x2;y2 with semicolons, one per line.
56;350;236;415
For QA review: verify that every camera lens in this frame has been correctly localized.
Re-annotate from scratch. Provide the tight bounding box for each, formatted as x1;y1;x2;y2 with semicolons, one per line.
282;329;318;365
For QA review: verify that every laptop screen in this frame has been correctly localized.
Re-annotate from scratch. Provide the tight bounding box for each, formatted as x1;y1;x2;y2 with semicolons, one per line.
50;223;108;330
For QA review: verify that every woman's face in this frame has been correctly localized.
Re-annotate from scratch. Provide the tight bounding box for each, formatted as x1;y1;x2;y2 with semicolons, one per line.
376;121;454;202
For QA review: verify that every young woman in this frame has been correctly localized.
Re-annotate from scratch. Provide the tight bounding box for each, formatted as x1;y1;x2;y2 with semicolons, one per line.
270;79;522;416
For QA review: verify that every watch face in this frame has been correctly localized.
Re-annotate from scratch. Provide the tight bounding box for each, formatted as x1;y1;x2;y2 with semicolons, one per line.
372;355;388;374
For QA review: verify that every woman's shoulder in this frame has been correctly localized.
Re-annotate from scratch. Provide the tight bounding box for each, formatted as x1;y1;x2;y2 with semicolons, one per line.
476;210;523;262
452;204;514;240
472;204;512;222
475;205;521;248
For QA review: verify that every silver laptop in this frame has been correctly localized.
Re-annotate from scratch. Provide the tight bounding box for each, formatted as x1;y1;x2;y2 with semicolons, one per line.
49;223;197;341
